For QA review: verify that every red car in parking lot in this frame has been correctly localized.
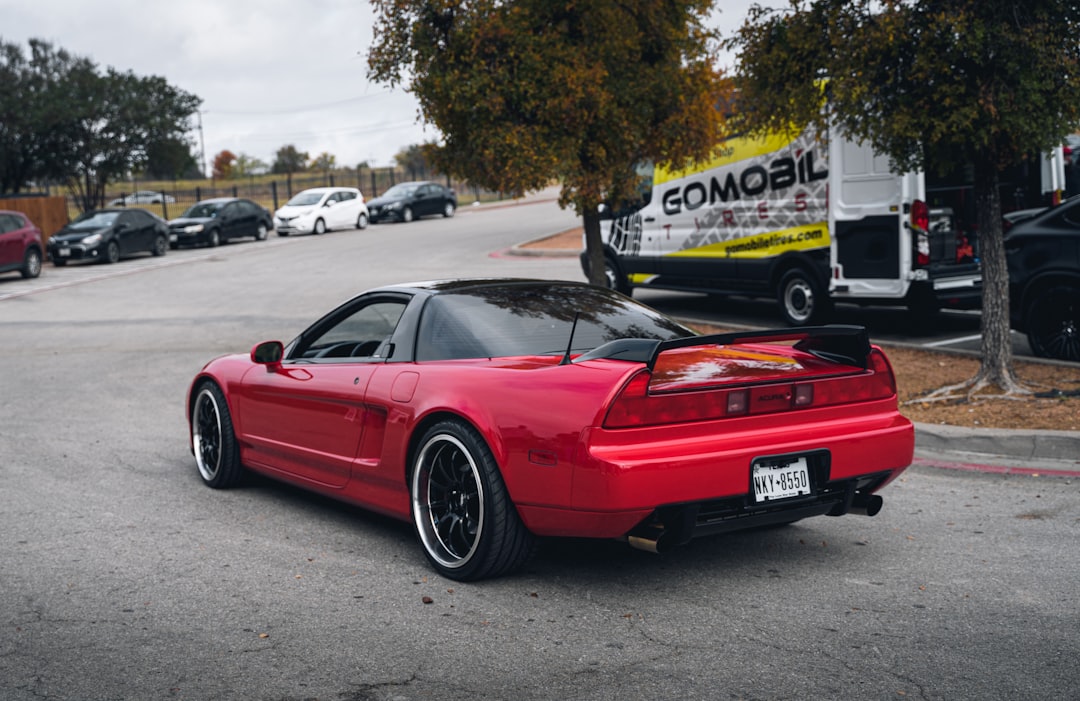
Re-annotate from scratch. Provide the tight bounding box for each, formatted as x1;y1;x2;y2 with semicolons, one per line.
0;209;45;279
187;279;914;580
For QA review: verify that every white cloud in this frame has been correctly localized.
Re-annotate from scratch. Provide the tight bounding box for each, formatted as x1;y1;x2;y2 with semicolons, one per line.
1;0;760;171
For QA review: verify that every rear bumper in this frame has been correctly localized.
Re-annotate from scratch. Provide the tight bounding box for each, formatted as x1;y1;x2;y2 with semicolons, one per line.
923;273;982;309
515;402;913;539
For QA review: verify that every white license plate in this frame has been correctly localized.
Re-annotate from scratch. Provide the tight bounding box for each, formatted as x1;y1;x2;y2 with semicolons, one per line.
752;457;811;502
58;247;70;257
169;234;177;242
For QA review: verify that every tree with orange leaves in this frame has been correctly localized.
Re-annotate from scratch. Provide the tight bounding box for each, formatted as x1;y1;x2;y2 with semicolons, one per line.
368;0;728;286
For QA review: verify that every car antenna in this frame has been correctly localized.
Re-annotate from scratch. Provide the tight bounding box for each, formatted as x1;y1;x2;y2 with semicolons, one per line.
560;312;581;366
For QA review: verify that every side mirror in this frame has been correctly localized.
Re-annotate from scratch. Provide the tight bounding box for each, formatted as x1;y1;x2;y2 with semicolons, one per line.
251;340;284;368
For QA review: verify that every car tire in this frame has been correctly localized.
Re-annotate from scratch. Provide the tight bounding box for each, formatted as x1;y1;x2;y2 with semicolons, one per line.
314;219;327;235
402;207;414;223
1025;283;1080;362
255;223;269;241
777;268;829;326
105;240;120;264
443;202;456;218
603;254;631;296
152;234;167;257
191;382;243;488
357;213;369;230
411;419;535;581
208;230;220;247
21;248;42;279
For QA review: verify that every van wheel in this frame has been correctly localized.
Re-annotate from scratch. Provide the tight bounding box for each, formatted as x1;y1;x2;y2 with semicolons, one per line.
778;268;829;326
603;255;631;296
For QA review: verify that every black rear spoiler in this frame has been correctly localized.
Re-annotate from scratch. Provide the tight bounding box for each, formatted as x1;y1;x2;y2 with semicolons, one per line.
650;325;872;370
574;325;872;370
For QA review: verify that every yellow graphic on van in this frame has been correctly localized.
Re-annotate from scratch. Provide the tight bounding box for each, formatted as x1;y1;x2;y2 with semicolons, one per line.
655;130;802;186
667;223;830;259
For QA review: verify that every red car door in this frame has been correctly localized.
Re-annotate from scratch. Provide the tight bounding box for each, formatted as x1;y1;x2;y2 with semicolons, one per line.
235;363;378;488
232;296;409;488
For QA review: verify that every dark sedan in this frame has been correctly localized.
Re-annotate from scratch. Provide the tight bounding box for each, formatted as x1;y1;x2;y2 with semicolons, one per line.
168;198;273;248
48;209;168;266
1005;196;1080;361
367;181;457;223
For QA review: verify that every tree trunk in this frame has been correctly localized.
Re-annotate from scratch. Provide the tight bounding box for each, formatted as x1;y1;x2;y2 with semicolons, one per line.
582;208;607;287
973;159;1023;391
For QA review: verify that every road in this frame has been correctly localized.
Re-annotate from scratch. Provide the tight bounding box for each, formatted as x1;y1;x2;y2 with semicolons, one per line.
633;289;1040;358
1;200;1078;700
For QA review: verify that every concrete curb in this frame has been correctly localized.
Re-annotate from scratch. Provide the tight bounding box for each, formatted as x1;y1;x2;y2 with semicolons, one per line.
914;422;1080;462
913;422;1080;475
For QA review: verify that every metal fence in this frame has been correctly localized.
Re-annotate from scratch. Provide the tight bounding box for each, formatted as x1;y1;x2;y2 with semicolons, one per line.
93;168;504;220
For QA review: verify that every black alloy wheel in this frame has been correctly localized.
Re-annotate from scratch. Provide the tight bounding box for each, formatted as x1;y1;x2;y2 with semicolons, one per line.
411;420;534;581
191;382;243;488
1026;284;1080;362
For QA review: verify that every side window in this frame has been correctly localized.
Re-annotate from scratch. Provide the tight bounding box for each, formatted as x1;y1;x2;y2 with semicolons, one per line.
295;300;408;361
0;215;14;233
341;191;355;202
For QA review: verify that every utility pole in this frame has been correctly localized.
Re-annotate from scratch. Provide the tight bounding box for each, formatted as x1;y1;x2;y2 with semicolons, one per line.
197;110;207;178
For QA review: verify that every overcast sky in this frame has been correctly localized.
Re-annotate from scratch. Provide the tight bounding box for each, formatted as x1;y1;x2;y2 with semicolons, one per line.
1;0;758;174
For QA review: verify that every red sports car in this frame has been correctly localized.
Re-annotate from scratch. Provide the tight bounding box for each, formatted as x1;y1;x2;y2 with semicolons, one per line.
187;279;913;580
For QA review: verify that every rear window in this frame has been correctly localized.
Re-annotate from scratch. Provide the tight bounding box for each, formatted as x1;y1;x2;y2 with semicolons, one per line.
416;285;690;361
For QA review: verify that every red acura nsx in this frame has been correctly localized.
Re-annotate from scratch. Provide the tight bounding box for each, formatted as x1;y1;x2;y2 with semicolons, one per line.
187;279;914;580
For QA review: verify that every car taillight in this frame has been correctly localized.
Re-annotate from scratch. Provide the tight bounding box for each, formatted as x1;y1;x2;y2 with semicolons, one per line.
912;199;930;267
602;349;897;429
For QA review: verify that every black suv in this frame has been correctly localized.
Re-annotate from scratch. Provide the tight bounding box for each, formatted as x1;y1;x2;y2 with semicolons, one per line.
1005;197;1080;361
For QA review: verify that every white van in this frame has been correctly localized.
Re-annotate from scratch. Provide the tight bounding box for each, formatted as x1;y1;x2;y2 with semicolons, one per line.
275;187;369;236
585;125;1065;324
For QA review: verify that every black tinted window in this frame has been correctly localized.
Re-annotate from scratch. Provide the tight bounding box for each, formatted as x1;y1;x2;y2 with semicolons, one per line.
416;285;691;361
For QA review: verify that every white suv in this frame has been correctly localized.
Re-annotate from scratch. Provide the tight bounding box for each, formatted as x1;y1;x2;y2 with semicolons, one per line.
275;187;369;236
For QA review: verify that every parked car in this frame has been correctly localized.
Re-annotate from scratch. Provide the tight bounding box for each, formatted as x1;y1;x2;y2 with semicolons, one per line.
0;210;45;279
186;278;913;581
168;198;273;248
367;181;457;223
1005;196;1080;361
274;187;368;236
108;190;176;206
47;208;168;266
